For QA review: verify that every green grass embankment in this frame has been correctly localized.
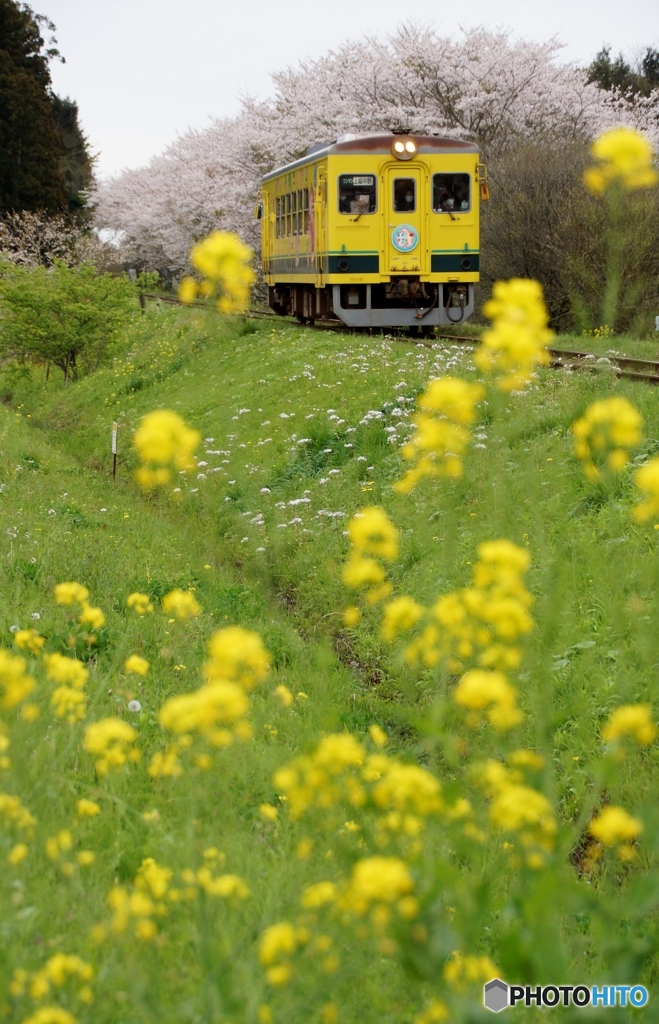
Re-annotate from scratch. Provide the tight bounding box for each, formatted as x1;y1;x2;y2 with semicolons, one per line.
3;307;659;1020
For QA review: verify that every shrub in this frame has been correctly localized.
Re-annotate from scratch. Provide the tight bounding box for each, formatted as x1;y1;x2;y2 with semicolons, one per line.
0;260;138;380
480;141;659;334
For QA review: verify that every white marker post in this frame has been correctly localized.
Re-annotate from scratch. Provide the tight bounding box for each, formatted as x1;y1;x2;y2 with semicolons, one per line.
112;422;118;480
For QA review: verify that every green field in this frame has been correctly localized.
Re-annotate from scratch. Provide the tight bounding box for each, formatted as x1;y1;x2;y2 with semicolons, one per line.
2;306;659;1023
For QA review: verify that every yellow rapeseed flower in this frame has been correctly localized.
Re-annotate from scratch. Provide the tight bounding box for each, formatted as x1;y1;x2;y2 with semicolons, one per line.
0;792;36;836
8;842;28;865
190;231;255;313
301;881;337;908
474;278;552;392
162;589;201;620
0;649;35;709
54;582;89;606
444;950;500;991
343;856;413;913
453;669;523;731
259;921;299;965
43;653;88;690
348;506;399;560
584;127;658;194
77;798;101;817
572;397;643;481
589;805;643;846
381;596;424;641
124;655;149;676
133;410;200;491
83;718;138;776
13;629;45;656
396;377;484;492
204;626;270;690
20;1007;77;1024
603;703;656;745
126;592;154;615
79;603;106;631
633;457;659;522
415;1000;449;1024
274;684;293;707
51;686;86;723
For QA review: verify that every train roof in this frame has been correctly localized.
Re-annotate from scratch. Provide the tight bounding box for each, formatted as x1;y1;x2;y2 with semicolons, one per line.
262;133;479;182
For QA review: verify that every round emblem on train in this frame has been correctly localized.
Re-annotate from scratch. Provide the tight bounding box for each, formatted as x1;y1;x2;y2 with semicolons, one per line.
391;224;418;252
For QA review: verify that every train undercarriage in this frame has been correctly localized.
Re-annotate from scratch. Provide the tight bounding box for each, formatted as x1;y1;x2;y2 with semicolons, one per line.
269;280;474;329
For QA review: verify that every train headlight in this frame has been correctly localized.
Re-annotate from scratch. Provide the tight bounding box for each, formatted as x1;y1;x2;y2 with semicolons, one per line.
392;137;417;160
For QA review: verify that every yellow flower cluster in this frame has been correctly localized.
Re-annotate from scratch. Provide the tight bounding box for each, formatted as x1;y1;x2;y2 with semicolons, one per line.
404;540;533;673
101;851;249;942
107;857;173;941
343;507;399;605
414;1000;449;1024
396;377;484;493
151;627;270;775
633;457;659;522
43;653;89;723
453;669;523;731
14;629;45;656
571;397;643;481
124;654;149;676
0;724;9;771
0;648;35;710
19;1008;77;1024
477;759;556;866
10;954;93;1004
584;127;658;194
54;581;105;635
0;791;36;841
76;798;100;817
259;921;308;987
273;732;442;845
83;718;139;776
603;703;656;746
162;588;201;620
179;231;255;313
126;592;153;615
339;855;415;918
381;596;425;642
204;626;271;689
133;410;201;491
443;950;500;992
474;279;552;392
588;805;643;859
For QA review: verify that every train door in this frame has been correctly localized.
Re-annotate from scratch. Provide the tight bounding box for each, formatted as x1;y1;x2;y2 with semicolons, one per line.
314;168;327;284
385;166;427;274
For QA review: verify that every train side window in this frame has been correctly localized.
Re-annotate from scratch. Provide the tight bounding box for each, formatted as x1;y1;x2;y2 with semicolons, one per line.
393;178;415;213
299;190;306;234
275;196;281;238
293;191;299;234
302;189;309;234
338;174;376;215
433;173;470;213
285;193;291;236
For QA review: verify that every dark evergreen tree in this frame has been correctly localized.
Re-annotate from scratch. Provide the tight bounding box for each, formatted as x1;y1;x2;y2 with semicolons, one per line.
50;94;93;213
0;1;92;214
587;45;659;97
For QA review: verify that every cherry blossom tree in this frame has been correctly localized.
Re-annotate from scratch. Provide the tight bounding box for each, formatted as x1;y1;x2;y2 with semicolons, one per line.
95;25;659;277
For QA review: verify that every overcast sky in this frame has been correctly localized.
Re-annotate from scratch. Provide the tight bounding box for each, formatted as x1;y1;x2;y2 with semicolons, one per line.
43;0;658;180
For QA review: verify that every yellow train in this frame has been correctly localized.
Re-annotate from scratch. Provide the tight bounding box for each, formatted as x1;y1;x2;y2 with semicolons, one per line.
258;132;488;329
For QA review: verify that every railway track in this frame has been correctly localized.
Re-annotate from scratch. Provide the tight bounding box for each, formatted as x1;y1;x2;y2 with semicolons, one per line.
143;293;659;386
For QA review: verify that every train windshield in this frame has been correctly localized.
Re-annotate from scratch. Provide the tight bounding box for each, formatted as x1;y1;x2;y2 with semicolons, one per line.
433;173;471;213
393;178;416;212
338;174;377;214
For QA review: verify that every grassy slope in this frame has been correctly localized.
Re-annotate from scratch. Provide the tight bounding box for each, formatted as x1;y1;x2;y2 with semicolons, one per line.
3;307;659;1020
